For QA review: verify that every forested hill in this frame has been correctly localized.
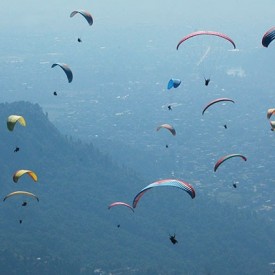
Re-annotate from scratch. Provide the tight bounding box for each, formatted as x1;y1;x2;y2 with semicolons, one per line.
0;101;274;275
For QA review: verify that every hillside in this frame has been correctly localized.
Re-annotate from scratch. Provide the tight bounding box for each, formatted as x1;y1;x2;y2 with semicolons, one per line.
0;101;274;275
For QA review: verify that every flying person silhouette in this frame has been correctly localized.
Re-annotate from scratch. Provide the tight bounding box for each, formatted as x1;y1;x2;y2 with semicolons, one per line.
169;234;178;244
204;78;210;86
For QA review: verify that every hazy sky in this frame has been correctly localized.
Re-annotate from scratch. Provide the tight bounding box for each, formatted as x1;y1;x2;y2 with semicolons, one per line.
1;1;275;36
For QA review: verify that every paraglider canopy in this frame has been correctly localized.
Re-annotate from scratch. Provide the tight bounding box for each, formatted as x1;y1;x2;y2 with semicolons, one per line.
3;191;39;202
51;63;73;83
262;27;275;47
7;115;26;131
167;79;181;89
132;179;195;208
70;10;93;26
108;202;134;213
176;30;236;50
214;154;247;172
13;170;38;183
156;124;176;136
267;108;275;120
202;98;235;115
267;109;275;131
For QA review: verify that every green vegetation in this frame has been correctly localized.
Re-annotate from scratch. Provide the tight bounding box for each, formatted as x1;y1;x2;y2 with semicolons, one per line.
0;101;273;275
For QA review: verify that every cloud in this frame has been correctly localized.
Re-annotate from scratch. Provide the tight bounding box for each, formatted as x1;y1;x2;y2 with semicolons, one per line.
226;67;246;78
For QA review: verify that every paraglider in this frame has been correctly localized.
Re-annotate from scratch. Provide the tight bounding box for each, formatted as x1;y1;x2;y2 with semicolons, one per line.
167;79;181;89
177;31;236;85
7;115;26;131
13;170;38;183
202;98;235;115
132;179;195;208
70;10;93;42
156;124;176;136
108;202;134;213
262;27;275;47
14;147;20;153
51;63;73;83
3;191;39;202
176;31;236;50
108;202;134;228
53;91;57;96
214;154;247;172
22;202;27;206
70;10;93;26
169;234;178;245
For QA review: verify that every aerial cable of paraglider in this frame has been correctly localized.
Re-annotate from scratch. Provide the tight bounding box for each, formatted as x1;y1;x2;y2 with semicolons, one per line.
13;170;38;183
51;63;73;83
202;98;235;115
108;202;134;212
156;124;176;136
7;115;26;131
70;10;93;26
176;31;236;50
3;191;39;202
262;27;275;48
214;154;247;172
132;179;195;208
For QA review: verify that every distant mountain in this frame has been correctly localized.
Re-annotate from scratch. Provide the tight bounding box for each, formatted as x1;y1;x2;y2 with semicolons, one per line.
0;101;274;275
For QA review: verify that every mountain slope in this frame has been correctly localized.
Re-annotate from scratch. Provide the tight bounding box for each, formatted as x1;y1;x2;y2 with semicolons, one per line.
0;101;273;275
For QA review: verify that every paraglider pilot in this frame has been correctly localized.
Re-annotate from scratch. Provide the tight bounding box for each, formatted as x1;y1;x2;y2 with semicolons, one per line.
168;105;172;111
204;78;210;86
14;147;20;152
169;234;178;244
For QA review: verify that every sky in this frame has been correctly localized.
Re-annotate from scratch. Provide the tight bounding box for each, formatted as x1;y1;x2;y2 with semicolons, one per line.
1;1;275;34
1;0;275;148
1;0;275;157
